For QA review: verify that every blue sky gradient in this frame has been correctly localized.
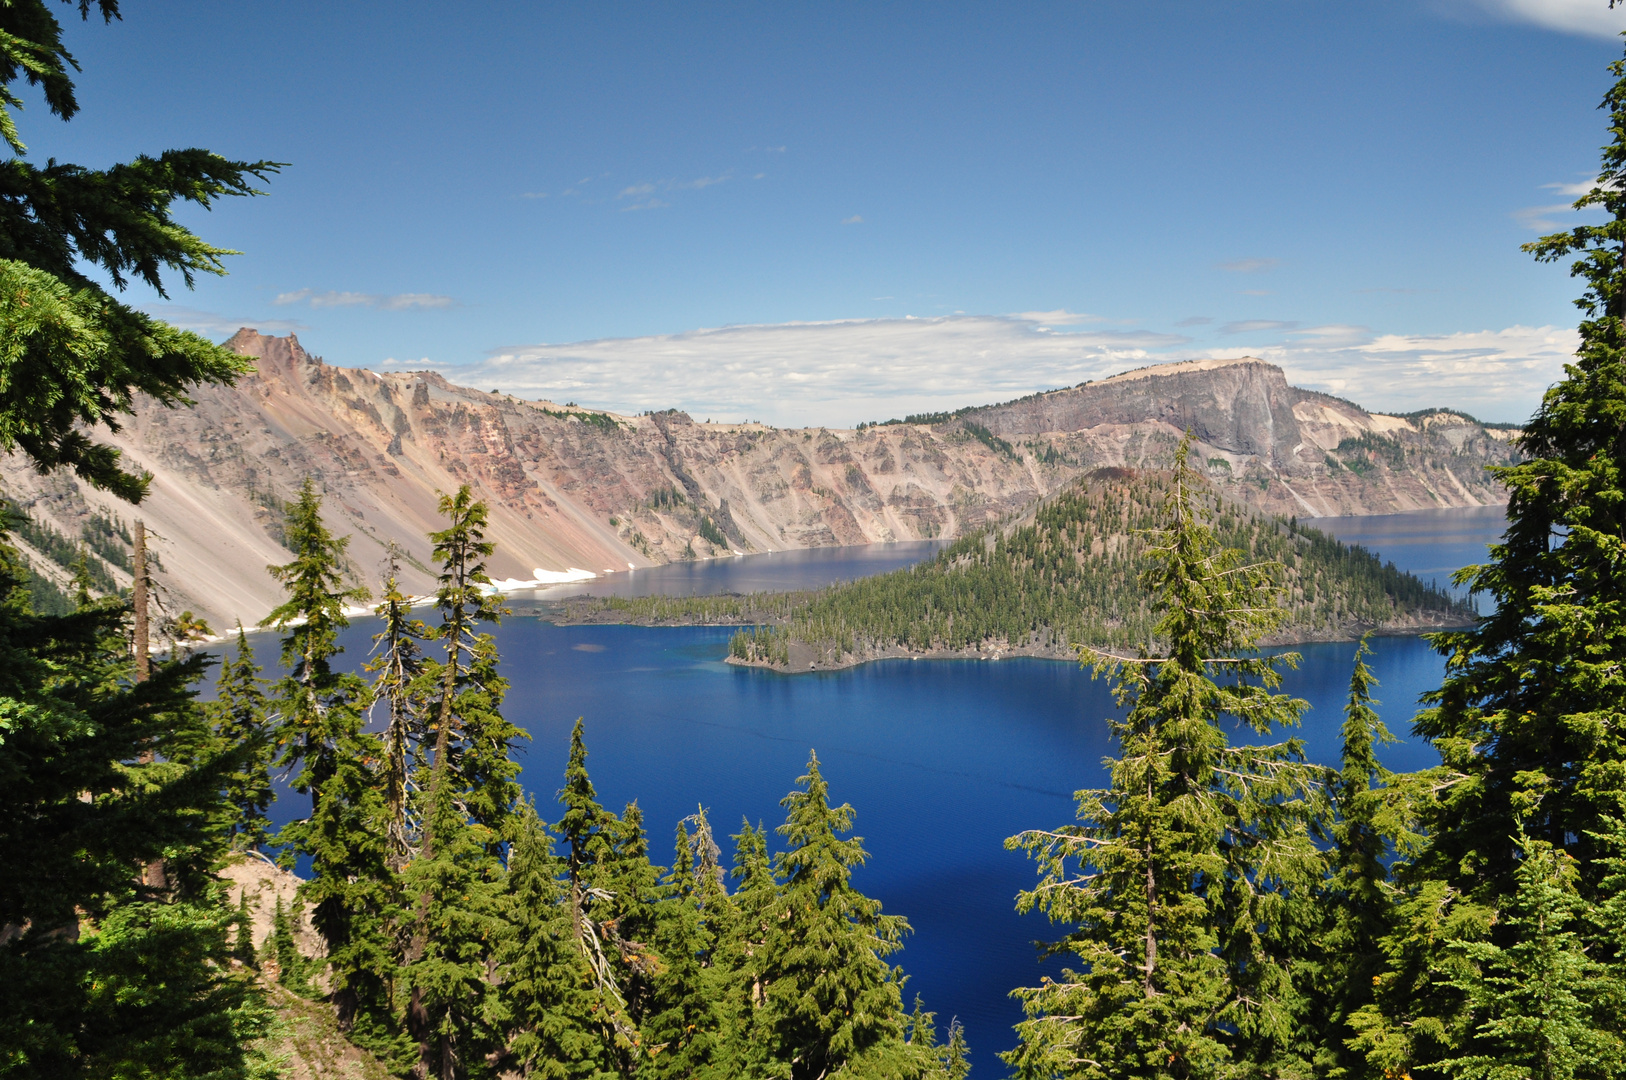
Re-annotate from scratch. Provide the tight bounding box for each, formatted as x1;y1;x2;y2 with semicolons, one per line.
24;0;1626;424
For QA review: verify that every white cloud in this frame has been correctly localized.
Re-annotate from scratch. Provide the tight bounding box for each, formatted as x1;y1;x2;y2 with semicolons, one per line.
1448;0;1626;38
841;215;864;225
1257;324;1577;421
1222;319;1300;334
434;315;1178;428
617;183;656;198
275;289;456;310
622;198;670;212
1217;257;1280;274
143;305;310;336
1011;309;1101;326
428;312;1577;430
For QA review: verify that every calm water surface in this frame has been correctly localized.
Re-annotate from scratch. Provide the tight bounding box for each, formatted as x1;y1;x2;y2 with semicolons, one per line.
247;509;1505;1076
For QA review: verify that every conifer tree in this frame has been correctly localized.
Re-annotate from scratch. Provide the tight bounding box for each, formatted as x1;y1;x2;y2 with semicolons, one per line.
757;752;926;1080
210;623;274;850
1004;435;1322;1079
1355;36;1626;1079
500;800;600;1080
263;478;393;1035
713;819;779;1076
1416;24;1626;913
367;547;430;867
402;486;524;1079
233;890;258;968
1434;832;1621;1080
0;2;278;503
0;522;271;1078
1308;636;1424;1078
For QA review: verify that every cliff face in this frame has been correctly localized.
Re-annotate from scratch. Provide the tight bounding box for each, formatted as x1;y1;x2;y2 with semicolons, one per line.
968;357;1520;518
0;337;1520;632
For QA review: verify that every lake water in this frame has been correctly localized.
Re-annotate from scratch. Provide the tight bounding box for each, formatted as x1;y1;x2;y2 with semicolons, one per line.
242;505;1507;1076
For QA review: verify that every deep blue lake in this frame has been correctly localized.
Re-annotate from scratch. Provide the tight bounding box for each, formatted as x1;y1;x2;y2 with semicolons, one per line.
238;507;1506;1076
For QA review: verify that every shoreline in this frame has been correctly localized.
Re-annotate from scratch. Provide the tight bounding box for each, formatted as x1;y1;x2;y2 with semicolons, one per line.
536;603;1475;675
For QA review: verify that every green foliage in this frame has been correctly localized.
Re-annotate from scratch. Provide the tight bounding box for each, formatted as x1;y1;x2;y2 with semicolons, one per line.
209;624;274;850
1004;437;1325;1079
960;420;1015;459
699;514;729;548
628;467;1468;667
1348;42;1626;1080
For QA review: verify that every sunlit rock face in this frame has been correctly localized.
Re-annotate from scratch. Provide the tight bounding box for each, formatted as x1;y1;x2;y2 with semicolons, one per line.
0;337;1516;631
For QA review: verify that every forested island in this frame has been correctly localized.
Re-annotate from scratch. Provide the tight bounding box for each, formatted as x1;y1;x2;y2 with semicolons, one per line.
549;468;1474;671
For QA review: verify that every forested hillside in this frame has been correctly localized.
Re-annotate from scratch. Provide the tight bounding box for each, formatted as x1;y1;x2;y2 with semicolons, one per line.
561;468;1472;669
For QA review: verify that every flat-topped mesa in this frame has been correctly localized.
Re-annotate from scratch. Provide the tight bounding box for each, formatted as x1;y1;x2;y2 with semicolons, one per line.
969;357;1302;466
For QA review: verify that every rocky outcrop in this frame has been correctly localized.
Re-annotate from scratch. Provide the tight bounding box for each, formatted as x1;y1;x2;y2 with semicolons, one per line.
0;338;1520;632
966;357;1520;518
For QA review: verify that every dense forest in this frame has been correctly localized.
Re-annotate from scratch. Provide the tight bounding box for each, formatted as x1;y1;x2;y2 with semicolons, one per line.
7;6;1626;1080
556;470;1472;668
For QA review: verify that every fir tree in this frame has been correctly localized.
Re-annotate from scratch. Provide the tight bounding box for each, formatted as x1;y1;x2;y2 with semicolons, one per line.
210;623;274;850
499;800;600;1080
262;478;393;1035
367;546;430;867
757;751;926;1080
1308;636;1424;1078
944;1019;971;1080
403;486;524;1079
712;819;779;1077
1434;832;1622;1080
0;522;271;1078
1357;36;1626;1078
1004;435;1323;1079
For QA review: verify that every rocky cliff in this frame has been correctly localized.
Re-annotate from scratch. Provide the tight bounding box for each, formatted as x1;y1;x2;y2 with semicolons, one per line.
0;334;1521;632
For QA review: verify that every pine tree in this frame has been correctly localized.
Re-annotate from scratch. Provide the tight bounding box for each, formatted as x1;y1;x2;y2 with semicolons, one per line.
0;3;278;501
402;486;524;1079
210;623;274;850
499;800;600;1080
1433;833;1621;1080
0;522;272;1078
1417;26;1626;916
1308;636;1424;1078
233;890;258;968
757;751;926;1080
367;546;430;867
262;478;393;1035
1355;37;1626;1079
1004;435;1323;1079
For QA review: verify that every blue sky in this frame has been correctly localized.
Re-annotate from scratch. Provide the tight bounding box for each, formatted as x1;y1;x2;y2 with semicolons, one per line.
25;0;1626;425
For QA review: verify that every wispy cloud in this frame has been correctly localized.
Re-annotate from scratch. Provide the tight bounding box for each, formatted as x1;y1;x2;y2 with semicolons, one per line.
143;305;309;336
1239;289;1273;297
274;289;456;311
1174;316;1213;327
1444;0;1626;39
1222;319;1299;334
1012;309;1102;326
427;311;1574;428
618;183;656;199
841;215;864;225
1217;257;1280;274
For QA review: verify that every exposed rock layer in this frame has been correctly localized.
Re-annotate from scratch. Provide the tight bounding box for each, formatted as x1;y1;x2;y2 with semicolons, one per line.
0;333;1520;631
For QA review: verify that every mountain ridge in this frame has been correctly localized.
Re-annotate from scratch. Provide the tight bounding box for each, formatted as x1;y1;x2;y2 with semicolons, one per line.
0;331;1519;632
